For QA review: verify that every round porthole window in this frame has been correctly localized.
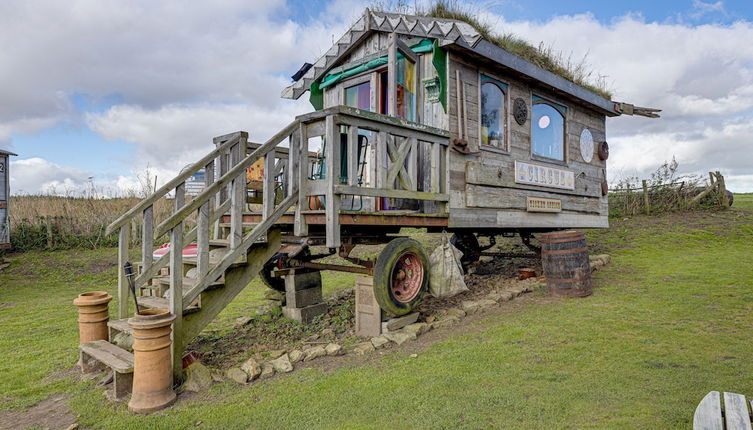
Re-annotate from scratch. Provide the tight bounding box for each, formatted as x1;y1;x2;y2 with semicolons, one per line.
579;128;594;163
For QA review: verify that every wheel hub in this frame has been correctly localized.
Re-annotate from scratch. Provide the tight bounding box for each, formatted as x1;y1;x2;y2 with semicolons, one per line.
390;252;424;303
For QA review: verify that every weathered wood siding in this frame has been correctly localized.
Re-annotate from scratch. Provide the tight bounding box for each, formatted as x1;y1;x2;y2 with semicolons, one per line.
446;51;608;229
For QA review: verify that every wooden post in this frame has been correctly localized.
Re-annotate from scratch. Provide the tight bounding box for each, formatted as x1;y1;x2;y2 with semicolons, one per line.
197;160;213;279
347;126;358;186
387;33;397;117
229;143;243;250
117;225;130;319
325;115;341;248
295;123;309;236
170;182;185;380
642;180;650;215
717;172;729;208
141;205;153;283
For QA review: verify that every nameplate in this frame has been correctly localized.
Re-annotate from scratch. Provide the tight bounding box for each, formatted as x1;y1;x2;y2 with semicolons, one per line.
527;197;562;213
515;161;575;190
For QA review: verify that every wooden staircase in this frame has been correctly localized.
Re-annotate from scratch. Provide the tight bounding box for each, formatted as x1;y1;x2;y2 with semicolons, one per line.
78;124;301;395
77;106;450;398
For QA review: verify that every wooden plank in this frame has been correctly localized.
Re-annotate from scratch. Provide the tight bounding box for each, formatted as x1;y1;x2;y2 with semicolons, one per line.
325;115;341;248
229;143;243;250
387;32;397;117
287;128;300;196
106;133;243;234
80;340;133;373
386;135;414;190
347;126;358;186
169;182;185;378
465;184;602;214
141;205;153;276
386;136;412;187
197;160;213;279
295;123;309;236
117;225;129;319
693;391;723;430
263;150;276;219
407;137;418;191
724;392;752;430
335;185;449;202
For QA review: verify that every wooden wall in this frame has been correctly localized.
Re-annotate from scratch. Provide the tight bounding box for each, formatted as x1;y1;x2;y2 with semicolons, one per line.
316;31;609;231
446;51;609;230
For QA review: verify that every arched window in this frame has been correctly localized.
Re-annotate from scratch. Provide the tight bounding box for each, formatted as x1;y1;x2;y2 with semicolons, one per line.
532;98;566;161
480;76;507;149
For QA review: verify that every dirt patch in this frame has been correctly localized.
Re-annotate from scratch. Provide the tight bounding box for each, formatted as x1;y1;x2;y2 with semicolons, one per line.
0;394;77;430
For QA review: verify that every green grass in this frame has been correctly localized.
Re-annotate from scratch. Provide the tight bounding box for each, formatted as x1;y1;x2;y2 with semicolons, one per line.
1;198;752;428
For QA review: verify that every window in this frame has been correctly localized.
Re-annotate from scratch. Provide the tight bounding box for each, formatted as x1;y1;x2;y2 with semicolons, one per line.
532;97;566;161
480;75;508;149
396;57;416;121
344;81;371;111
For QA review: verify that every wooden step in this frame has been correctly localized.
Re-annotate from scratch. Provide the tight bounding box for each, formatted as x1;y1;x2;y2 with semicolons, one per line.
183;256;247;268
209;239;230;247
138;296;200;315
153;276;225;291
80;340;134;373
108;318;132;336
79;340;134;400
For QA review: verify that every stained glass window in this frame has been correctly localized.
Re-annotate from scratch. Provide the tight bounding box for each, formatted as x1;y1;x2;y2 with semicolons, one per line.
532;100;566;161
344;81;371;111
396;56;416;121
480;75;508;148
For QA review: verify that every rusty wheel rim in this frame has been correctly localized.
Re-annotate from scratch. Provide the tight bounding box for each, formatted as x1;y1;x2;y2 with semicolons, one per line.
390;251;424;303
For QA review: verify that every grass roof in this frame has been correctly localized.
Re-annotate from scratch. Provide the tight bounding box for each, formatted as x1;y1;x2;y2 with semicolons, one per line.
373;0;613;99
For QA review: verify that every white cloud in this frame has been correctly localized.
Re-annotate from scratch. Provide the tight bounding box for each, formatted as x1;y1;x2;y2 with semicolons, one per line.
10;157;92;195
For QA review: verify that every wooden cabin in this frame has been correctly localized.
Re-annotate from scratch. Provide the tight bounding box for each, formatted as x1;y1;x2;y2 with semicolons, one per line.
96;10;660;387
282;10;657;234
0;149;15;250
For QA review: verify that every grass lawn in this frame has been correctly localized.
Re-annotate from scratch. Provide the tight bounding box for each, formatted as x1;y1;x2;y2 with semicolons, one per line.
1;197;752;429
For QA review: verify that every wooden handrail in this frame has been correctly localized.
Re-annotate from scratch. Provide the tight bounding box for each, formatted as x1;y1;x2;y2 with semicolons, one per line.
153;120;299;238
105;132;245;234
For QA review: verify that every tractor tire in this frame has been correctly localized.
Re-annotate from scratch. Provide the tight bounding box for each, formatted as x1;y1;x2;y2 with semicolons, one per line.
373;238;429;316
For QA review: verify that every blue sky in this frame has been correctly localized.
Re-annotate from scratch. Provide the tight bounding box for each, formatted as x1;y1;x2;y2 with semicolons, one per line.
2;0;753;193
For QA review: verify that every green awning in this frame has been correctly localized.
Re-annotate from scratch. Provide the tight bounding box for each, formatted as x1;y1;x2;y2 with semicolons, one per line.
310;38;448;112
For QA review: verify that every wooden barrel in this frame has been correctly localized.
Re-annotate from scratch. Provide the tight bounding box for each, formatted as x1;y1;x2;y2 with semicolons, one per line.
539;230;592;298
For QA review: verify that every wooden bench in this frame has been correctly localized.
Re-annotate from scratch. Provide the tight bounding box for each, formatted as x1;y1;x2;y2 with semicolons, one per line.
79;340;134;400
694;391;753;430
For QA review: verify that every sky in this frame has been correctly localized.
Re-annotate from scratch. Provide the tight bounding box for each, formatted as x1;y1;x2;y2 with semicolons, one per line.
2;0;753;195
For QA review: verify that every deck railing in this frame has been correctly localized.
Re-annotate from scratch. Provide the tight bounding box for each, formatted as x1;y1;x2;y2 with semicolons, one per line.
293;106;450;248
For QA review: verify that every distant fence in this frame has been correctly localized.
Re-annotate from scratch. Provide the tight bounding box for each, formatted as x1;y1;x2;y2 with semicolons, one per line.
609;171;731;218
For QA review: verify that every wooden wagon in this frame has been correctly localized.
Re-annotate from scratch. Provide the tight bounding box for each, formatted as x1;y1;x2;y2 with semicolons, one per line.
92;10;660;382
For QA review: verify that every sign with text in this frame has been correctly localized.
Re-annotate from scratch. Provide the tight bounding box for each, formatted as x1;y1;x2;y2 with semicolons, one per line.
515;161;575;190
526;197;562;213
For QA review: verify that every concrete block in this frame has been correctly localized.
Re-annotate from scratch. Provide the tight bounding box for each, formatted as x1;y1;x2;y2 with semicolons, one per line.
284;269;322;292
286;285;323;308
283;303;327;324
355;276;382;337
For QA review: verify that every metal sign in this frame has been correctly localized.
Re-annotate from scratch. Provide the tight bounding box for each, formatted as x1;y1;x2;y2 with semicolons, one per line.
515;161;575;190
527;197;562;213
0;161;4;173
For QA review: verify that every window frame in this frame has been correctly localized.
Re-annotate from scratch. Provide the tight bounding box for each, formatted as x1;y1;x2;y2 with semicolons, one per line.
530;94;569;165
341;72;376;111
478;73;510;153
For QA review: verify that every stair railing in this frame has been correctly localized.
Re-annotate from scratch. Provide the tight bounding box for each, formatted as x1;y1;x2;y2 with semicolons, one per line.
106;132;247;320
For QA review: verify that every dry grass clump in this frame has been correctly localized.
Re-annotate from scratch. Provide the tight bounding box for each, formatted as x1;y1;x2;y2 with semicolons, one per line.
9;194;174;251
372;0;613;99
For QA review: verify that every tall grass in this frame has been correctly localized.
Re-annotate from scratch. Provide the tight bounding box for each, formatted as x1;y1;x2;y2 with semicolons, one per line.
8;194;175;252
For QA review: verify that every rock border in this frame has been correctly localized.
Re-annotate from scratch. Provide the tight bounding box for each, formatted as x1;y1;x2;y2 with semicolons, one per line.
207;278;543;388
